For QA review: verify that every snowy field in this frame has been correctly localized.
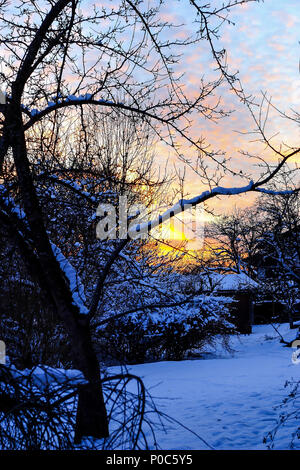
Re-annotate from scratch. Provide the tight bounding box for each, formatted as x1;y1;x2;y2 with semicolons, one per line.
114;324;300;450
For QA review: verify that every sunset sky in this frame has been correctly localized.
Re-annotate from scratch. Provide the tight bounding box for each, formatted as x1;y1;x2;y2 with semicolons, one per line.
158;0;300;215
4;0;299;220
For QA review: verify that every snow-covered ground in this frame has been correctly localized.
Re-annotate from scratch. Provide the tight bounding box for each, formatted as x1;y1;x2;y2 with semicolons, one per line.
115;324;300;450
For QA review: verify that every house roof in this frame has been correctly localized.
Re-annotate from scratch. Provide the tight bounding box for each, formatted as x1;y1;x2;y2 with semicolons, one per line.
201;272;259;292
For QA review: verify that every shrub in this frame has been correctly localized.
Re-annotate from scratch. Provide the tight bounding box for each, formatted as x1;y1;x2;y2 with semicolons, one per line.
97;296;236;364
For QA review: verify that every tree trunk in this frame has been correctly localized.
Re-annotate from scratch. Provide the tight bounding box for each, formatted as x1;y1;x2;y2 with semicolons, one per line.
7;95;109;442
69;317;109;443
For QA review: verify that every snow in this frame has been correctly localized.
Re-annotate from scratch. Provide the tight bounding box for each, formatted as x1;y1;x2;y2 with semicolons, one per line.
8;365;86;391
3;324;299;449
256;188;296;195
129;182;256;236
51;242;88;315
0;184;27;222
201;272;259;292
111;324;300;449
28;94;116;118
65;94;93;102
128;181;297;237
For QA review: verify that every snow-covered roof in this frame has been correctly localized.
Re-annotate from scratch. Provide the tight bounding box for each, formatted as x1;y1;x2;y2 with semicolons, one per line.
201;273;259;292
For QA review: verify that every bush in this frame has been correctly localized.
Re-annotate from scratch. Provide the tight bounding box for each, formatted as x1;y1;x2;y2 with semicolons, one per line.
0;276;72;370
0;364;204;450
97;297;236;364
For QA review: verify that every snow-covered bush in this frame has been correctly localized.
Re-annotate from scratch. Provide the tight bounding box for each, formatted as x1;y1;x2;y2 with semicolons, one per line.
0;364;203;450
98;296;236;364
0;365;83;449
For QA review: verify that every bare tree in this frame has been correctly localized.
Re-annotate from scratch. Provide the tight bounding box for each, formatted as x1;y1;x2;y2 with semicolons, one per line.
205;173;300;327
205;207;265;276
0;0;299;443
254;178;300;327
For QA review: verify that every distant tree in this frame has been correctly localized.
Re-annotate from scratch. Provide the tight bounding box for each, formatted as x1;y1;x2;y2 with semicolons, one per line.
256;182;300;286
255;179;300;327
205;207;265;276
206;174;300;327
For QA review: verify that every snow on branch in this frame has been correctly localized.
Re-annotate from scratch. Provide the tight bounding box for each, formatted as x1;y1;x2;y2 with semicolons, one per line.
128;181;255;236
128;180;300;237
0;184;27;224
50;242;88;315
23;94;161;131
254;188;299;195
